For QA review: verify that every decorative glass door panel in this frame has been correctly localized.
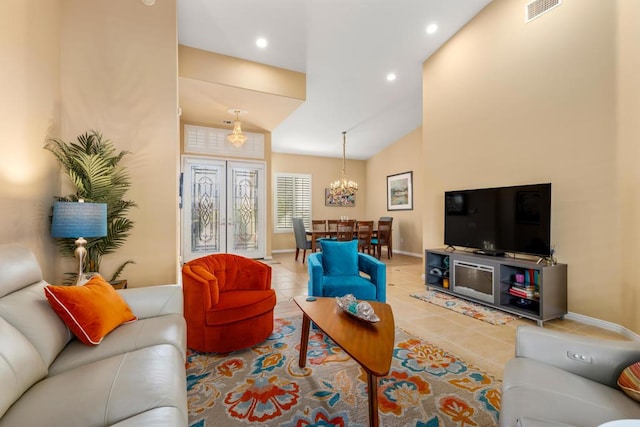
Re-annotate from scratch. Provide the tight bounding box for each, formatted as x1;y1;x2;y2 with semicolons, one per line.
182;157;265;262
229;166;258;252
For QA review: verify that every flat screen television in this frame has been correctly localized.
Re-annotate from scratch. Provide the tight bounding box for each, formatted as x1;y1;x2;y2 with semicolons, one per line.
444;183;551;257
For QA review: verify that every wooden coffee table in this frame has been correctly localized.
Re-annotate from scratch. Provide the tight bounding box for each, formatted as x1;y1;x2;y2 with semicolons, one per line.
294;296;395;427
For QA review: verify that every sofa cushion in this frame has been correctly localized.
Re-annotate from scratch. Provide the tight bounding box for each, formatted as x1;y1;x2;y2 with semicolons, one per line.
321;275;377;301
0;281;71;366
44;276;137;346
48;313;186;376
618;361;640;402
0;244;43;297
109;407;186;427
0;317;48;419
117;284;184;319
0;344;187;427
320;239;358;276
501;357;640;426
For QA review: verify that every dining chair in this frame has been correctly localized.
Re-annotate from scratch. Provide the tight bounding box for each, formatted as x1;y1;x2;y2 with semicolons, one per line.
327;219;339;234
372;219;393;259
292;217;313;263
336;220;355;241
312;220;329;238
356;220;374;255
311;219;330;251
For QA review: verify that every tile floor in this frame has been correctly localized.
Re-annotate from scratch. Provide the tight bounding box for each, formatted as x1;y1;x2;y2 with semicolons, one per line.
270;251;629;380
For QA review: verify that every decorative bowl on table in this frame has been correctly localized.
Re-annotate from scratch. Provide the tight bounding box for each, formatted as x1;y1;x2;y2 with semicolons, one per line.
335;294;380;323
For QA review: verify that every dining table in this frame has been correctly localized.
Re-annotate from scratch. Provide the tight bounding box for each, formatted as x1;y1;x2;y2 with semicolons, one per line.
306;221;390;256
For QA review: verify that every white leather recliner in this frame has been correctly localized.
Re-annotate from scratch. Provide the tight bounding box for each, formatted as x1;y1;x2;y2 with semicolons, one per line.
500;326;640;427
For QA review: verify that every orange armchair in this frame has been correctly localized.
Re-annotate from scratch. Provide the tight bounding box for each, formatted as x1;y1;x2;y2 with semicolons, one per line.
182;254;276;353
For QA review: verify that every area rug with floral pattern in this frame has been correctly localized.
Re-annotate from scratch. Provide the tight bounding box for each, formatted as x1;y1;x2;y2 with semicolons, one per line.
411;290;518;325
186;316;501;426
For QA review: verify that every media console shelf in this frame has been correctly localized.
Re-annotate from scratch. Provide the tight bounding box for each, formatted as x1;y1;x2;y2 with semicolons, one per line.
425;248;567;326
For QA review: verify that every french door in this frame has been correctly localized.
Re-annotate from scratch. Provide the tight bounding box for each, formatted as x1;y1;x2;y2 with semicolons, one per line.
181;156;266;262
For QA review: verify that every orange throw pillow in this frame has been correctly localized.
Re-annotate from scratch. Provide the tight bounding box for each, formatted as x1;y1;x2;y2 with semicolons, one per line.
618;361;640;402
44;276;137;346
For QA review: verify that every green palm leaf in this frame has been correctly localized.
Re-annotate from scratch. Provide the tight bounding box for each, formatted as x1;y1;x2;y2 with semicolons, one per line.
45;130;136;280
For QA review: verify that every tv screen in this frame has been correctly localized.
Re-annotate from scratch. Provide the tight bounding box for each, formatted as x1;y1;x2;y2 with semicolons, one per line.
444;183;551;257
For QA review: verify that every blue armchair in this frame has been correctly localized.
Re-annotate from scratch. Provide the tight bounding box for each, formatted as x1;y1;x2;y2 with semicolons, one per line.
307;239;386;302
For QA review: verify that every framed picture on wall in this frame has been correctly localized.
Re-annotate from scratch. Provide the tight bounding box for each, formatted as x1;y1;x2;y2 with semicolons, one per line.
325;188;356;207
387;171;413;211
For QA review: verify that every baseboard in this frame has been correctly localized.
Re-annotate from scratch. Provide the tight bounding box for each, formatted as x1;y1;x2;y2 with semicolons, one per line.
272;248;423;257
392;250;423;258
564;312;640;341
417;273;639;340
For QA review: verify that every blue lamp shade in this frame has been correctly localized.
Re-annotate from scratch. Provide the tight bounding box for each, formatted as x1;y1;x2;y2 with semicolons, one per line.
51;202;108;238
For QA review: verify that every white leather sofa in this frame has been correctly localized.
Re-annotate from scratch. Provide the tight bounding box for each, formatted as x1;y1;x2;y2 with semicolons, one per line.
500;326;640;427
0;244;187;426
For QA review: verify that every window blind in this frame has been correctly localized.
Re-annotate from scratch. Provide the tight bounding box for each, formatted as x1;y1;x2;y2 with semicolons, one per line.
274;173;312;232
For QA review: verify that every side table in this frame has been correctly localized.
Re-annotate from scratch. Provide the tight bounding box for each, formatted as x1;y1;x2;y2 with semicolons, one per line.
110;280;128;290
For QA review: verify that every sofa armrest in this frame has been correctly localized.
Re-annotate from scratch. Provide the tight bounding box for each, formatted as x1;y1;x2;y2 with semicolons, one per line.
118;284;183;319
517;416;576;427
357;253;386;302
307;253;324;297
515;325;640;388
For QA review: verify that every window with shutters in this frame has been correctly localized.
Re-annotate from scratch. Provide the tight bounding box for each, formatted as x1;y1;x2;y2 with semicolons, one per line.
183;124;265;159
274;173;312;233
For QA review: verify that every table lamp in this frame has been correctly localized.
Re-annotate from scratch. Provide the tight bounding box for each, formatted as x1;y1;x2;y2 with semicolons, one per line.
51;200;107;285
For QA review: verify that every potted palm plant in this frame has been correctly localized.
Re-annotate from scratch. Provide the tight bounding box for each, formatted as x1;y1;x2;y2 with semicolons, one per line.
45;130;136;283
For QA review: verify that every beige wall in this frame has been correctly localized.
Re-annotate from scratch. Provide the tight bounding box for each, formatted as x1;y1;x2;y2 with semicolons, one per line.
366;128;423;256
179;45;306;100
178;45;305;130
271;128;424;257
271;153;367;251
617;1;640;330
0;0;62;279
423;0;639;331
59;0;179;286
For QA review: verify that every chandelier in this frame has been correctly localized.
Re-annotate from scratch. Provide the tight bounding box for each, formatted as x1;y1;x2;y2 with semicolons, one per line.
226;109;248;147
329;131;358;197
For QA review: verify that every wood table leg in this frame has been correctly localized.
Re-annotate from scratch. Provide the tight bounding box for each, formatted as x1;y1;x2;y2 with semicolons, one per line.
367;372;379;427
298;314;310;368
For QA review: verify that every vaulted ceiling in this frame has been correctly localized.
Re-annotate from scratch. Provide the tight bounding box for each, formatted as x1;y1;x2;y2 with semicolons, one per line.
177;0;492;159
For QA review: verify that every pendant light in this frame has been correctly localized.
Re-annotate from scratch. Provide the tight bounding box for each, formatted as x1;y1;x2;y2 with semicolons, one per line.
329;131;358;196
226;109;248;147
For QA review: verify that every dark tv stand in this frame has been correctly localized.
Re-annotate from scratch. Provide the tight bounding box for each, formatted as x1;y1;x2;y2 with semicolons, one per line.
473;249;505;257
425;248;567;326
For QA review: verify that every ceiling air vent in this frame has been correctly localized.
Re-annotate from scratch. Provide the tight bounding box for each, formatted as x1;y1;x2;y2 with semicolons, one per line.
526;0;561;23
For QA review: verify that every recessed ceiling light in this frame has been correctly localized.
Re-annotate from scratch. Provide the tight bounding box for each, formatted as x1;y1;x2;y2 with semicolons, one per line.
426;23;438;34
140;0;155;5
256;38;268;48
386;73;396;82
